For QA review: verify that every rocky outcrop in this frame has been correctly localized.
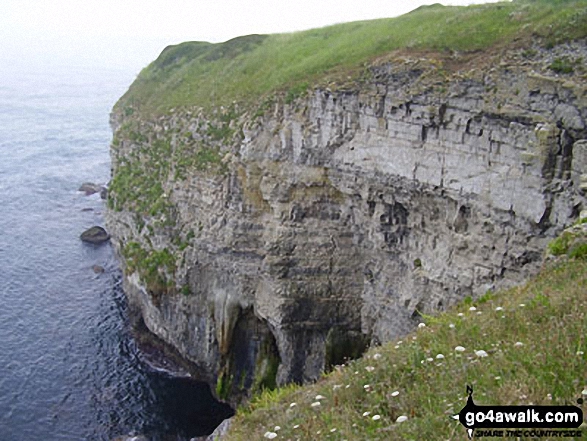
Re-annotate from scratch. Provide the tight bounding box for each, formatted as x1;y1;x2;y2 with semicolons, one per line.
106;40;587;402
80;226;110;244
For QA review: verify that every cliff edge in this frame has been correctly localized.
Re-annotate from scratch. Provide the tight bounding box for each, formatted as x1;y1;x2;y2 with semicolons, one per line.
105;0;587;403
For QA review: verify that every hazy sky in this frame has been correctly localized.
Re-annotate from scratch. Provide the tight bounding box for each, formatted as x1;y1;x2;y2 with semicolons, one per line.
0;0;506;73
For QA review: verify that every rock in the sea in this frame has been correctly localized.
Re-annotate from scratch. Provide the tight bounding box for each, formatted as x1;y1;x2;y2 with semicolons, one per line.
80;226;110;244
79;182;102;195
100;186;108;200
111;435;148;441
92;265;105;273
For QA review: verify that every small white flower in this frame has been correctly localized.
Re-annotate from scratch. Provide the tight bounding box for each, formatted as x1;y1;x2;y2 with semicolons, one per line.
519;303;526;307
293;425;300;429
394;345;400;349
418;322;426;328
372;414;381;421
427;357;434;362
365;366;375;372
580;388;587;396
449;323;455;329
311;401;321;408
333;384;342;390
469;306;477;311
458;313;464;317
455;346;466;352
289;402;297;408
373;353;382;360
264;432;277;439
495;376;501;380
436;354;445;359
345;384;350;389
475;350;489;358
514;342;524;347
477;311;482;315
396;415;408;423
391;390;400;397
495;306;503;311
363;411;371;417
577;351;584;356
363;384;370;389
330;428;337;433
274;426;281;431
315;394;325;400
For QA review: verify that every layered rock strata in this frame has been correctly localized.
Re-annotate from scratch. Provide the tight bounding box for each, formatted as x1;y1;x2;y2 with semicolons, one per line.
106;41;587;400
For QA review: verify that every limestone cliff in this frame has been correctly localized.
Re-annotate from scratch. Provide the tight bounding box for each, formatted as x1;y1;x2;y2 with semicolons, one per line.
105;4;587;402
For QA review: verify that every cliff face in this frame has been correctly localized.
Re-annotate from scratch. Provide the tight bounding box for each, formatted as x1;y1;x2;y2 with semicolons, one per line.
106;39;587;400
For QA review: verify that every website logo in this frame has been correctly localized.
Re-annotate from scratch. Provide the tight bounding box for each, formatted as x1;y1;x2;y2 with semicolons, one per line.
457;385;584;439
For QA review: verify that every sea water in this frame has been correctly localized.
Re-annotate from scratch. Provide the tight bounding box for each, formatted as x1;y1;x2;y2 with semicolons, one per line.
0;63;228;440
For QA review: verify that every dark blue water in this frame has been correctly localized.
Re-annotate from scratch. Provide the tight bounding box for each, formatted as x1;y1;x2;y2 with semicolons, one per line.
0;64;228;440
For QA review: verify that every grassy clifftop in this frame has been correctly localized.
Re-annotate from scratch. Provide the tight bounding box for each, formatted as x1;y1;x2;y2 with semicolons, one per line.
114;0;587;116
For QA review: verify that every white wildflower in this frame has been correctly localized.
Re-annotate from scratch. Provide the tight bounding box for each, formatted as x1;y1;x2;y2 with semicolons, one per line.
293;425;299;429
418;323;426;328
333;384;342;391
315;395;325;400
391;390;400;397
495;306;503;311
436;354;445;359
372;414;381;421
514;342;524;347
289;402;297;408
365;366;375;372
519;303;526;307
455;346;466;352
475;350;489;358
363;411;371;417
264;432;277;439
449;323;455;329
469;306;477;311
311;401;321;408
373;353;382;360
458;313;464;317
330;428;337;433
396;415;408;423
577;351;584;356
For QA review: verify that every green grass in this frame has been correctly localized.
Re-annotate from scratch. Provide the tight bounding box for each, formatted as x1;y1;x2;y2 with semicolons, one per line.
122;242;177;294
114;0;587;116
224;257;587;440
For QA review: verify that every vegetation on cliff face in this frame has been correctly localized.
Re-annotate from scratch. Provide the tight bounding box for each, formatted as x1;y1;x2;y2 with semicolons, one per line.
114;0;587;116
223;250;587;440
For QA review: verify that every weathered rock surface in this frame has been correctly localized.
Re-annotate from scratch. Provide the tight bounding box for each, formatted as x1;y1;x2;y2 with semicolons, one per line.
80;226;110;244
106;40;587;401
79;182;103;195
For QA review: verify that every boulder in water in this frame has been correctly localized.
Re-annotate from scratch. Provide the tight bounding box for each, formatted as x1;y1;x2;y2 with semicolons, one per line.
92;265;105;273
80;226;110;244
79;182;102;196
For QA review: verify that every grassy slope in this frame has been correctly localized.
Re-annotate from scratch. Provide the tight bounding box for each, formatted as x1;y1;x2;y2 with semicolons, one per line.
115;0;587;116
225;256;587;440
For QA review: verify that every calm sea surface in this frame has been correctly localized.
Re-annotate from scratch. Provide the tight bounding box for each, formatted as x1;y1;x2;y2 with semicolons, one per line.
0;64;226;440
